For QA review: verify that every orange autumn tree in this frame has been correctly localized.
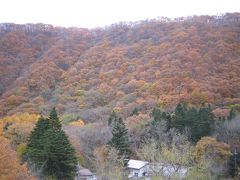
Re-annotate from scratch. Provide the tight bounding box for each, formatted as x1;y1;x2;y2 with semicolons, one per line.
0;136;35;180
194;136;232;164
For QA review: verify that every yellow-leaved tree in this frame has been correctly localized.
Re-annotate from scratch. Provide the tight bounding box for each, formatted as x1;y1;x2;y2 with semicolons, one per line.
0;136;35;180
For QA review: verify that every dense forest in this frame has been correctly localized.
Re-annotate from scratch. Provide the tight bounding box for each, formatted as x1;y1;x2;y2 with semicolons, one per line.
0;13;240;179
0;13;240;121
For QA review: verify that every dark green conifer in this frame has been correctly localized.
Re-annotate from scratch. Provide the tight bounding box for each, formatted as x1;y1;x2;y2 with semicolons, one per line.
187;107;199;142
49;107;62;130
130;107;139;116
26;116;51;166
172;103;214;143
41;128;77;179
150;107;162;122
26;109;77;179
109;116;131;157
191;106;214;143
108;111;118;126
173;103;188;132
228;108;236;120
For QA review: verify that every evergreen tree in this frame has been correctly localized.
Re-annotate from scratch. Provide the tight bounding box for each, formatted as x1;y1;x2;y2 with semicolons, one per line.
130;107;139;116
191;106;214;143
26;116;51;166
108;111;118;126
172;103;214;143
150;107;162;122
198;106;213;137
49;107;62;130
228;108;236;120
26;109;77;179
187;107;199;143
41;128;77;179
109;116;131;157
148;107;172;139
173;103;188;132
165;112;172;130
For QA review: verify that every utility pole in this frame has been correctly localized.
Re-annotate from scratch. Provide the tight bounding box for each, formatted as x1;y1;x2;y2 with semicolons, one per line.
234;148;237;177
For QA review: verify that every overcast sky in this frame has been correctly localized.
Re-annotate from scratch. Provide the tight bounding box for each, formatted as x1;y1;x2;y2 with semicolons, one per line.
0;0;239;28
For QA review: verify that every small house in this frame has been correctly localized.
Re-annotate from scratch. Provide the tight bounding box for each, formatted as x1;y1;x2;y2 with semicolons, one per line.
76;168;97;180
127;159;149;178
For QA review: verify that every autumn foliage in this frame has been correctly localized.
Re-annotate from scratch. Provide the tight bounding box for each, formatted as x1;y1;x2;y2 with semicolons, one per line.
69;119;85;126
194;136;232;164
0;114;37;179
0;137;35;180
0;13;240;121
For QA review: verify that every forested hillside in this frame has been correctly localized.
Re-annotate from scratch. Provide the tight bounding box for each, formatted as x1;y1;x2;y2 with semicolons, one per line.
0;13;240;121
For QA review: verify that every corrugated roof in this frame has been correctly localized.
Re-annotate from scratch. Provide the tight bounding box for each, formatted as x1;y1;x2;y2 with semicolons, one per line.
127;159;148;169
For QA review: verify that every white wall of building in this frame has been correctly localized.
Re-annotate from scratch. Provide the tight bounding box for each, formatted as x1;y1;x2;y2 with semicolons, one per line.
128;165;149;178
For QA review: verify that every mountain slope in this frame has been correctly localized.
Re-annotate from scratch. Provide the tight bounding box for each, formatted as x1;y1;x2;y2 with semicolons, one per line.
0;13;240;121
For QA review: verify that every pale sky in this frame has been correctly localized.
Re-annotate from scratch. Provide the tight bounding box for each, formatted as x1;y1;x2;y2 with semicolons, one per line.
0;0;239;28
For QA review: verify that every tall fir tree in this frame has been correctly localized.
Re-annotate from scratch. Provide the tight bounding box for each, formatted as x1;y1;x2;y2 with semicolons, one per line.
187;107;199;143
26;116;51;166
109;115;131;157
41;128;77;179
173;103;188;132
196;106;213;140
49;107;62;130
108;111;118;126
26;108;77;179
187;105;214;143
